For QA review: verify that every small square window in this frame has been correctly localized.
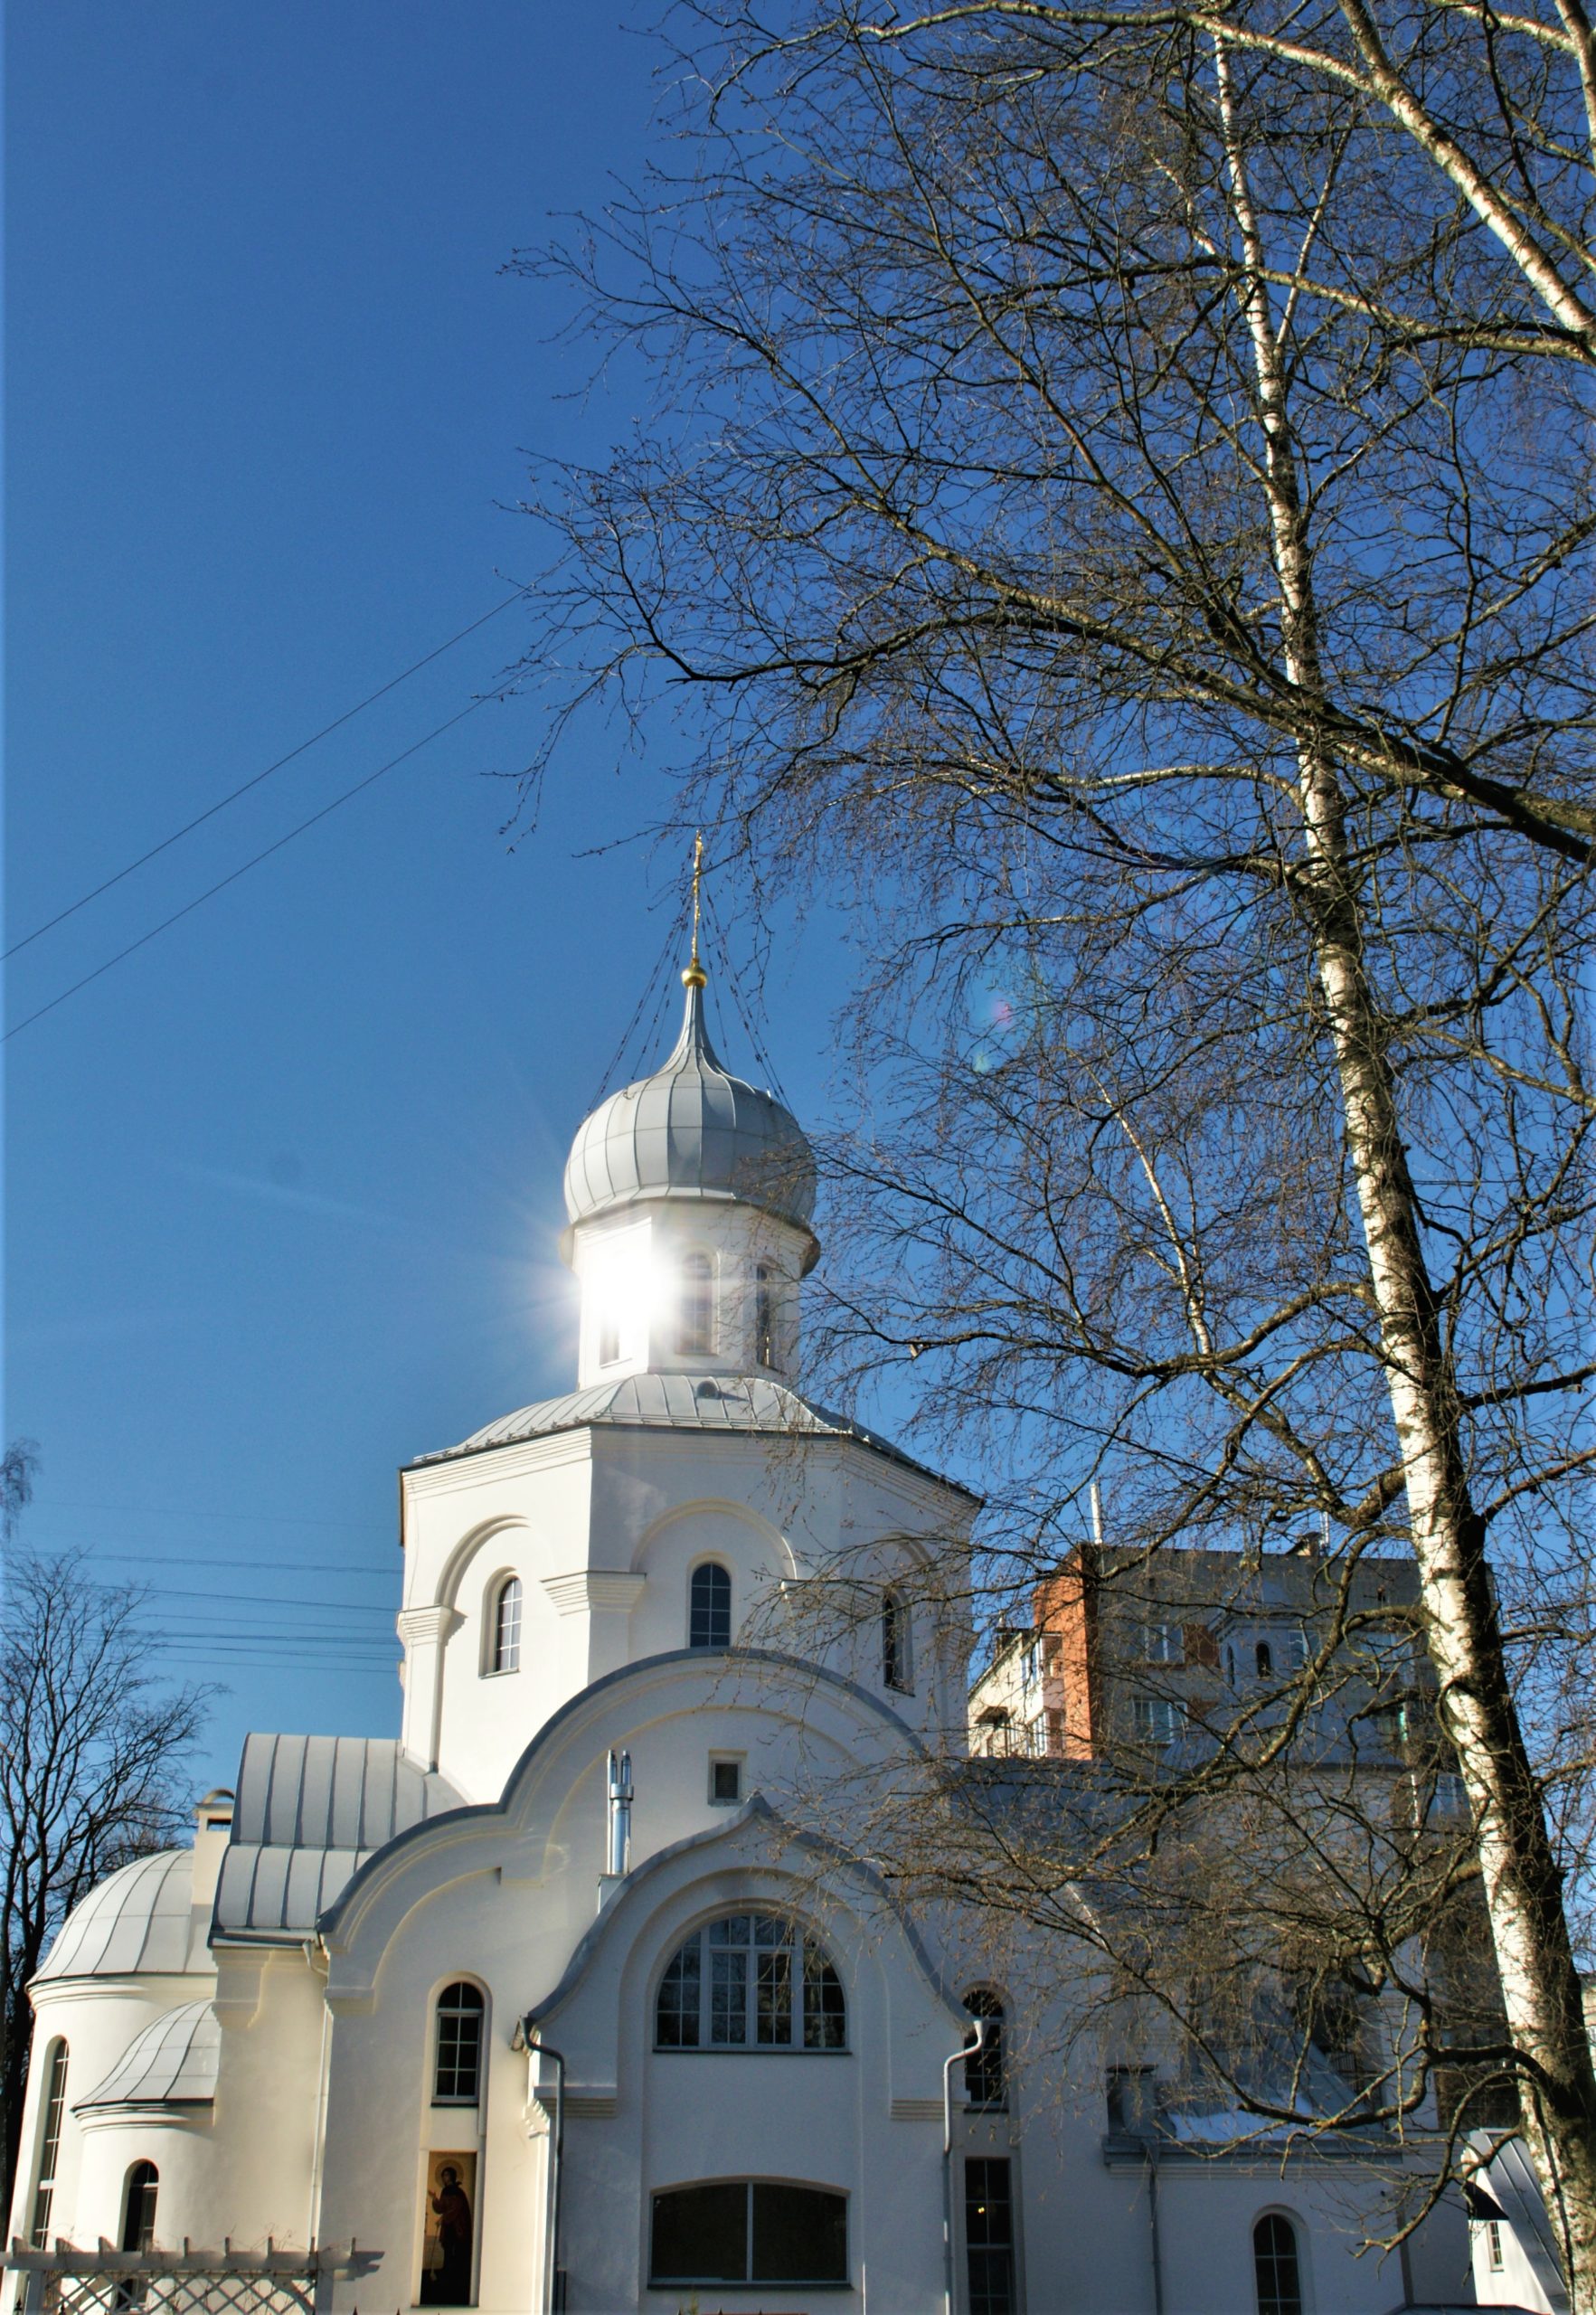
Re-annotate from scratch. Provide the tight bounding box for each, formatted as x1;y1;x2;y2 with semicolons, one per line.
709;1756;743;1805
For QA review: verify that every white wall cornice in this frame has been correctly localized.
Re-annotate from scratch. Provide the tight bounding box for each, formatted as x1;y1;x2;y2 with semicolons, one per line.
396;1604;464;1645
541;1570;647;1618
401;1427;594;1498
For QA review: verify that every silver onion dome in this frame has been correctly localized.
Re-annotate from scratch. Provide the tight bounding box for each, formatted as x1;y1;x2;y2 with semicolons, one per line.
563;974;817;1234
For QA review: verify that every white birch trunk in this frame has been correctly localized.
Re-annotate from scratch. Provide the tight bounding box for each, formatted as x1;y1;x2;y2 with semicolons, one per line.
1214;45;1596;2305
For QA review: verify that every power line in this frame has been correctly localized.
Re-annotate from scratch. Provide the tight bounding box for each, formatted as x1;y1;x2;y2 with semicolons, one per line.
142;1588;397;1614
54;1551;394;1576
45;1498;394;1531
5;584;533;962
5;696;493;1043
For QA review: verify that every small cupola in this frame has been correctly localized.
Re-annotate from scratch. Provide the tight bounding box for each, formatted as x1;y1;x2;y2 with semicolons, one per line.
562;947;817;1388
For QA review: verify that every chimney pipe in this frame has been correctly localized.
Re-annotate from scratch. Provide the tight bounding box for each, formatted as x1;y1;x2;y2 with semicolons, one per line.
607;1749;633;1878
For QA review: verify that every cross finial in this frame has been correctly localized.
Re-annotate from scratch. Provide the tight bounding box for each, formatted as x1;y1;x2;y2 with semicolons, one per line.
683;832;708;988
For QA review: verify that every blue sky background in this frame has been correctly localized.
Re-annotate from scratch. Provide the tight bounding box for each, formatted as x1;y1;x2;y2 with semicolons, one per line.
5;4;905;1794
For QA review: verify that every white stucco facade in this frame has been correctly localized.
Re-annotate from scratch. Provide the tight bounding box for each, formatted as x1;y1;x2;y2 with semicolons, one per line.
5;968;1479;2315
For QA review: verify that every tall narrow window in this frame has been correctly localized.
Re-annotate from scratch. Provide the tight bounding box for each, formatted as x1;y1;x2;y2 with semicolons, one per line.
882;1592;912;1694
689;1561;732;1651
490;1577;521;1675
433;1982;486;2104
598;1309;620;1365
964;2158;1015;2315
30;2040;68;2248
1253;2214;1304;2315
754;1265;777;1367
678;1252;716;1356
122;2162;158;2252
963;1991;1006;2109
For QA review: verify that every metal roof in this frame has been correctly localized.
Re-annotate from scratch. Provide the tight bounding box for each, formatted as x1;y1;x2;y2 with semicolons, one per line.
214;1734;464;1941
77;1999;219;2110
36;1849;211;1985
1469;2132;1571;2315
410;1368;977;1499
563;979;817;1233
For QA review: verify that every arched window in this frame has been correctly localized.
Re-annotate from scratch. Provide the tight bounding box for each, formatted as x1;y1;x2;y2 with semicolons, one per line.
29;2039;68;2248
1253;2214;1304;2315
650;2182;847;2287
489;1576;522;1675
689;1561;732;1651
678;1252;716;1356
1256;1639;1274;1678
964;1989;1006;2109
882;1592;912;1694
122;2161;158;2253
754;1265;777;1368
433;1981;486;2105
656;1912;846;2050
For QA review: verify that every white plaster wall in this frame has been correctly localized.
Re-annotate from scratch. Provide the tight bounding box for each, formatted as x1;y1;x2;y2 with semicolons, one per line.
6;1977;214;2262
401;1422;972;1805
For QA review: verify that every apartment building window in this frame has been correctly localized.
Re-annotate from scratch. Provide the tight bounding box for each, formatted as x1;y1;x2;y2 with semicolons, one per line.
1131;1696;1181;1745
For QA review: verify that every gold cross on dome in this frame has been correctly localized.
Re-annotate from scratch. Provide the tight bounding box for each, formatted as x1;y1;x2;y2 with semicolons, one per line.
684;832;708;988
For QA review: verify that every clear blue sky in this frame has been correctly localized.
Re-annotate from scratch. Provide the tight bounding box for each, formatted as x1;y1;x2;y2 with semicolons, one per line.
5;4;894;1793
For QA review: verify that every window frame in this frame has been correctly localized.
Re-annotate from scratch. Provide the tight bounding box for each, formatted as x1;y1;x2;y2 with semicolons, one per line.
1130;1694;1181;1745
1139;1620;1183;1665
431;1979;487;2108
647;2179;849;2289
882;1591;913;1695
485;1574;522;1677
753;1263;778;1368
962;1989;1006;2110
654;1911;849;2054
29;2037;69;2250
687;1559;732;1651
963;2155;1016;2315
1252;2211;1306;2315
676;1250;718;1357
707;1753;744;1807
121;2160;159;2254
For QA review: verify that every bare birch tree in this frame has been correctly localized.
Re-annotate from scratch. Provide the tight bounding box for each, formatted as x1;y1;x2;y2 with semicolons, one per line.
517;1;1596;2295
0;1469;209;2204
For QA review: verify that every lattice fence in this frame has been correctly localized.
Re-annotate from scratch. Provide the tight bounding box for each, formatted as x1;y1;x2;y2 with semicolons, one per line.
5;2244;378;2315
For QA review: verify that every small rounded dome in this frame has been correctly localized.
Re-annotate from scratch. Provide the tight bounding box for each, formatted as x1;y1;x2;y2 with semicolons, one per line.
78;1998;220;2109
564;979;817;1233
36;1849;210;1984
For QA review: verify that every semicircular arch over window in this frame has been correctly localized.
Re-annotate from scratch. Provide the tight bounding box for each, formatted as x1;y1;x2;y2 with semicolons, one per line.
656;1911;846;2050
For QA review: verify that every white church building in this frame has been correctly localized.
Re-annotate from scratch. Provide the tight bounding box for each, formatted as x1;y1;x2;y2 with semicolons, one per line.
6;956;1483;2315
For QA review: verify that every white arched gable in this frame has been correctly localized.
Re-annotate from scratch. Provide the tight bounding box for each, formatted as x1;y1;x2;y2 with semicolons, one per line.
319;1652;928;2004
515;1810;968;2129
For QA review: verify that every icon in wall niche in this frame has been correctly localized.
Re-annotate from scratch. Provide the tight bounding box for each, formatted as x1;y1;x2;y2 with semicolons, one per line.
420;2150;477;2306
